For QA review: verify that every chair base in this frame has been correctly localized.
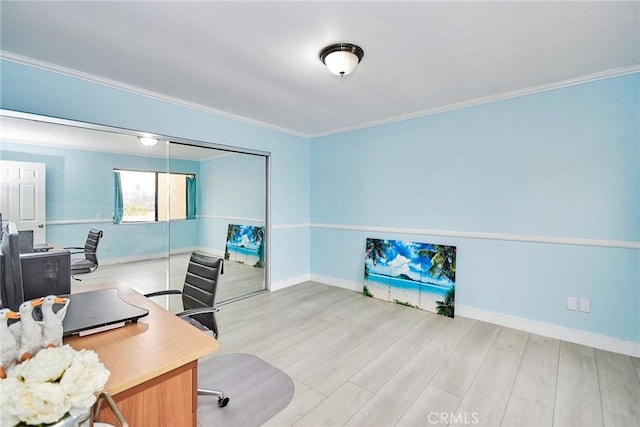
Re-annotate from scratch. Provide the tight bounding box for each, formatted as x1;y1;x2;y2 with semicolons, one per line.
197;388;229;407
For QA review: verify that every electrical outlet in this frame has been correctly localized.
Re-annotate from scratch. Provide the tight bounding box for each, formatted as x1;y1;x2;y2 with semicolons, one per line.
567;296;578;311
104;243;111;252
97;213;103;220
579;298;590;313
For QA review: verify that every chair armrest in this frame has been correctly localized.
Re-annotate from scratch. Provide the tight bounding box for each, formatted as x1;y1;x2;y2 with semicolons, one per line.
144;289;183;298
177;307;219;319
63;246;85;250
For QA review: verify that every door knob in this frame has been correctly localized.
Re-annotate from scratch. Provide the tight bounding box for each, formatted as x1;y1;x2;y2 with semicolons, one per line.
38;224;44;228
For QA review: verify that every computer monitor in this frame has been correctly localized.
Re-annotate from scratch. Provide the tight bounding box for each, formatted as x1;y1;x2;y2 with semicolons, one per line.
20;250;71;302
1;222;70;310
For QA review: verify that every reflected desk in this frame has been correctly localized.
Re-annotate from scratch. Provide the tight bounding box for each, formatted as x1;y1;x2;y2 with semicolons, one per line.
64;281;218;426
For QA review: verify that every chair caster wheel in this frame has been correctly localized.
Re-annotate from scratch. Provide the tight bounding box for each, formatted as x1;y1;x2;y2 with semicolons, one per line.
218;397;229;407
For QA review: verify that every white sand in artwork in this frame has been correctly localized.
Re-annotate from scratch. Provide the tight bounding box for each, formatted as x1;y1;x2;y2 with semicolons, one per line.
365;279;389;301
418;293;439;314
389;286;420;308
365;278;452;316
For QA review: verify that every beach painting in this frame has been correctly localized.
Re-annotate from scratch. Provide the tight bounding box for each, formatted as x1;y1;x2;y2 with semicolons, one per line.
363;238;456;317
225;224;265;268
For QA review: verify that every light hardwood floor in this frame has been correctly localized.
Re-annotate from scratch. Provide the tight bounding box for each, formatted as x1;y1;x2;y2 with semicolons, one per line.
76;252;265;309
209;281;640;427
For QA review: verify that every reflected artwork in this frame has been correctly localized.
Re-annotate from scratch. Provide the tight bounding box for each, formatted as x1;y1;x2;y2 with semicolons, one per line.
225;224;265;268
363;238;456;317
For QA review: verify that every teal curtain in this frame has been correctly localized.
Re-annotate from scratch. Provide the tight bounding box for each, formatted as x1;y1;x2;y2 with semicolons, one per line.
113;171;124;224
186;175;196;220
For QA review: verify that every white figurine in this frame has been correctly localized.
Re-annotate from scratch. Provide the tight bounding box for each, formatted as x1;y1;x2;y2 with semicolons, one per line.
0;308;20;378
40;295;70;348
16;298;44;361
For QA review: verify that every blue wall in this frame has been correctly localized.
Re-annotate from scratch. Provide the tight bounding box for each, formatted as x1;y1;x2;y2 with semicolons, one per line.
310;74;640;343
2;58;637;345
0;141;201;260
1;59;311;285
199;153;266;254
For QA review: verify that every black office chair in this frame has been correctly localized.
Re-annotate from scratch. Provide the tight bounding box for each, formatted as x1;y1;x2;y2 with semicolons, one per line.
145;252;229;408
65;228;103;281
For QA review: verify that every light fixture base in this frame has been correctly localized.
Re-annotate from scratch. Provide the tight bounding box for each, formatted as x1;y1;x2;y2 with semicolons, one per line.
319;43;364;77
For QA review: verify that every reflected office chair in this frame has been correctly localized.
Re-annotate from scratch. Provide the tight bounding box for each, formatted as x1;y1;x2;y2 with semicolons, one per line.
65;228;103;281
144;252;229;408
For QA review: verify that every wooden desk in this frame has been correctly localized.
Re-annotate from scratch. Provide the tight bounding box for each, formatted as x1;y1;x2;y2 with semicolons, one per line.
64;281;218;426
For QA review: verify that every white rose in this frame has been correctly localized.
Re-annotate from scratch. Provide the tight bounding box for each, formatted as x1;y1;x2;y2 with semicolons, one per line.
0;377;20;427
12;381;70;425
18;345;75;383
60;349;110;416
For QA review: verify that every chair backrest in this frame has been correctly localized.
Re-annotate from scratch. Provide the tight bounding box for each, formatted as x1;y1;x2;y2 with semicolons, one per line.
84;229;103;265
182;252;223;332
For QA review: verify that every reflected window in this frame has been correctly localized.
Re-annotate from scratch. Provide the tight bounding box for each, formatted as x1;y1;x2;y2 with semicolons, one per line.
116;169;194;222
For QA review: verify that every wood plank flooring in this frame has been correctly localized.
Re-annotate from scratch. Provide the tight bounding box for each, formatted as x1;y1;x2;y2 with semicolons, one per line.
207;281;640;427
75;252;265;308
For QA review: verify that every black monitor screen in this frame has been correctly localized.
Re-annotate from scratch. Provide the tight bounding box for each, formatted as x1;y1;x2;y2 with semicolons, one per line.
20;251;71;302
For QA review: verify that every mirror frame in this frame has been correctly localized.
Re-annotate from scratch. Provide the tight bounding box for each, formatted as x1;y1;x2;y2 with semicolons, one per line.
0;108;272;292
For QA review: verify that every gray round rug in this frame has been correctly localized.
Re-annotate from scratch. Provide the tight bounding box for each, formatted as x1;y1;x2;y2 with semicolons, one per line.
197;353;295;426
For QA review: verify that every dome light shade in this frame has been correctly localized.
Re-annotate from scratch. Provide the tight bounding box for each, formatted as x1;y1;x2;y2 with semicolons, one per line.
319;43;364;77
138;136;158;147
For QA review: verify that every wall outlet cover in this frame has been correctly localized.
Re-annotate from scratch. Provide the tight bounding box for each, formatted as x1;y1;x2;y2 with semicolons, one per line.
567;296;578;311
579;298;591;313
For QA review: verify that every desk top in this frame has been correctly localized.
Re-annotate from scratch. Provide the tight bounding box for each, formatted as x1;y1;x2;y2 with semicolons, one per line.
64;281;218;396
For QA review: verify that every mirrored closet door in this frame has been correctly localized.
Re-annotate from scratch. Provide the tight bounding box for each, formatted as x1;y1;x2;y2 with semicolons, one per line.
0;110;270;307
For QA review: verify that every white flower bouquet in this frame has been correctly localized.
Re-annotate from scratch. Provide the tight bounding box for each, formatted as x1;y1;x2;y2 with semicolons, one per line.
0;345;110;426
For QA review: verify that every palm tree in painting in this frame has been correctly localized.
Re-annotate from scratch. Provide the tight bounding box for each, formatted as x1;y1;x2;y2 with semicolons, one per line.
365;239;388;266
249;226;265;268
250;226;264;245
225;224;242;260
226;224;242;242
418;245;456;282
436;285;455;318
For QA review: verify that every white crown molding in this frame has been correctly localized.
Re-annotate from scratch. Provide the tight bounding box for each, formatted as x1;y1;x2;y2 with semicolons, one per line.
0;51;309;138
309;65;640;138
2;51;637;139
310;223;640;250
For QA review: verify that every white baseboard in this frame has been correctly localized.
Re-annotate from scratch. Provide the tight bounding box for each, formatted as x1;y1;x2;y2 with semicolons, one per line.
303;274;639;357
309;274;363;293
456;305;640;358
269;274;311;291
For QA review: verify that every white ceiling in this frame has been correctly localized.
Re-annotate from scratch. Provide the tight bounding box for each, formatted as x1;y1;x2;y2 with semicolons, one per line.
1;1;638;137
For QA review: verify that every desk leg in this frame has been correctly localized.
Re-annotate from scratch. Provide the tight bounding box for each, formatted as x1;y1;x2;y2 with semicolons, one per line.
96;361;197;427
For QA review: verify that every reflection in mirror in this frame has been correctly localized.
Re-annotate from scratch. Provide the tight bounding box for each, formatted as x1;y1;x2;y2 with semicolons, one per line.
0;112;269;307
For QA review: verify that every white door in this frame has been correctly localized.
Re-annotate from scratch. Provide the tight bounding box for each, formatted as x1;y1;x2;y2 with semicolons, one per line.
0;160;47;243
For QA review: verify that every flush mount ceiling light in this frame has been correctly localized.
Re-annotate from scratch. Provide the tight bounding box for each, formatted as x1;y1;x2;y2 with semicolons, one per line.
319;43;365;77
138;136;158;147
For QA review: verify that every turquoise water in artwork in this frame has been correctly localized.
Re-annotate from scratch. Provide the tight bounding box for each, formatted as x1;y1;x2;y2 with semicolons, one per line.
363;238;456;315
226;243;260;266
366;272;451;299
225;224;264;267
